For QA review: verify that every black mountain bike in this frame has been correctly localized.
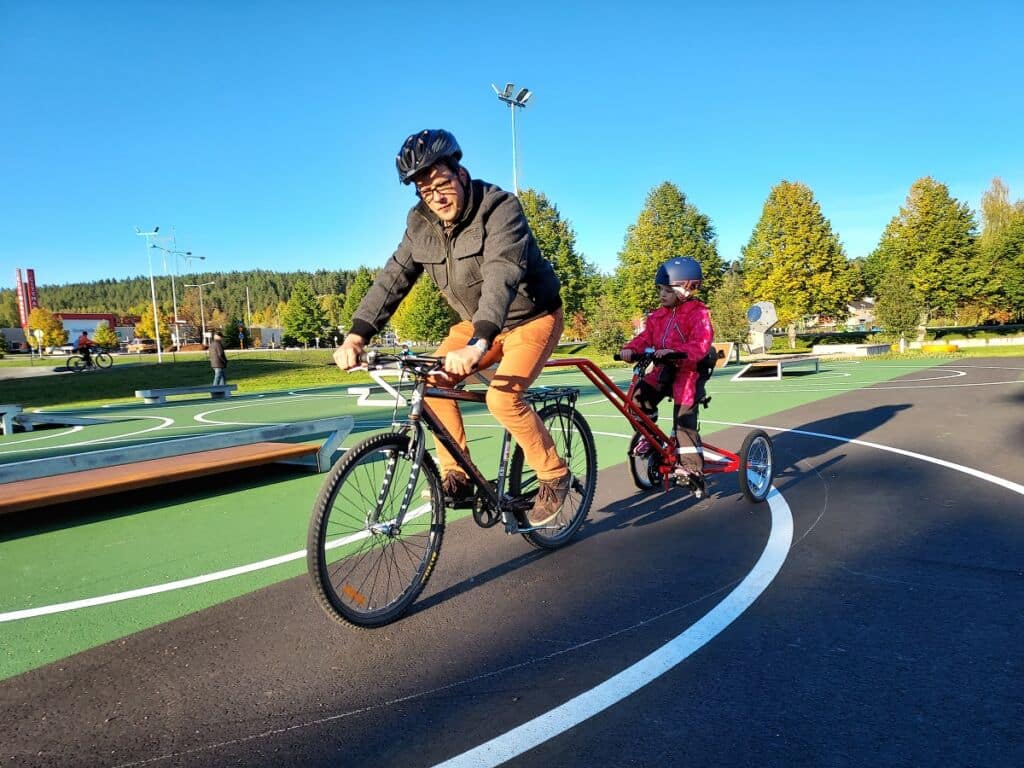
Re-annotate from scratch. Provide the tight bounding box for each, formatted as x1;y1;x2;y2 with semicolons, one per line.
67;348;113;373
307;351;597;628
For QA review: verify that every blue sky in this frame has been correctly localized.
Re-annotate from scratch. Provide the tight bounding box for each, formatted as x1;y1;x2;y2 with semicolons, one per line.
3;1;1022;289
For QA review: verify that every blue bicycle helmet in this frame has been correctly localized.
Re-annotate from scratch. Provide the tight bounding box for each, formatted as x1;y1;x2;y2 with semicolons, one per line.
396;129;463;184
655;257;703;296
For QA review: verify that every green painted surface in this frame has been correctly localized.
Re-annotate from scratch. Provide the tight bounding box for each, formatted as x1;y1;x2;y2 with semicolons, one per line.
0;358;947;679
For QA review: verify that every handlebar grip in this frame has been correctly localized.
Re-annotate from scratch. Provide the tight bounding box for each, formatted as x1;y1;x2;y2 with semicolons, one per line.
613;353;622;361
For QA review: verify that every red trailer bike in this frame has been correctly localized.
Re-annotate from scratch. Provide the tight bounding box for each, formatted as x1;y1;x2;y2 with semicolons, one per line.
545;351;775;502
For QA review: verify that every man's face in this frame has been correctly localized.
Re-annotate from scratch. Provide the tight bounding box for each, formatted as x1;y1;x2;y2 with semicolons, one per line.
414;165;465;223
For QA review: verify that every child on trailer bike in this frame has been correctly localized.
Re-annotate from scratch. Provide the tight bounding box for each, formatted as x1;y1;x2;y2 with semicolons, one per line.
333;129;571;527
617;256;715;498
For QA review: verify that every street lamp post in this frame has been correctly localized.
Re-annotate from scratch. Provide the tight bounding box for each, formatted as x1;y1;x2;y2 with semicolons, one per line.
151;244;205;346
135;226;164;363
185;281;215;342
491;82;532;194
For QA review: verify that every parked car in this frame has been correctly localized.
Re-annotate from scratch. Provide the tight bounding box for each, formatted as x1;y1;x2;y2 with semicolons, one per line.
126;338;158;354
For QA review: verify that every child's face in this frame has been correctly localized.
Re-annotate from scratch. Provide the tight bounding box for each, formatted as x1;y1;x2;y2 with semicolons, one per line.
657;284;681;307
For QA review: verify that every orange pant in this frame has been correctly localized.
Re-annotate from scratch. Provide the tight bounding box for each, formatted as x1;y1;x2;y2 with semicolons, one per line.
427;308;567;482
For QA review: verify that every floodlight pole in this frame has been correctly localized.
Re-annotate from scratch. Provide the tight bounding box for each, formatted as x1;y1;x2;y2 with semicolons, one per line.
135;226;163;363
151;241;199;346
492;83;532;195
185;281;215;341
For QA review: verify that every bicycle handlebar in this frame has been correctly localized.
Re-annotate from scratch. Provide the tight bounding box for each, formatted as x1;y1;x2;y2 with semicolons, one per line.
613;348;687;362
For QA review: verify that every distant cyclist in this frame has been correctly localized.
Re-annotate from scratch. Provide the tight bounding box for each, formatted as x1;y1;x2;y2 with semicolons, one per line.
618;257;715;495
75;331;96;366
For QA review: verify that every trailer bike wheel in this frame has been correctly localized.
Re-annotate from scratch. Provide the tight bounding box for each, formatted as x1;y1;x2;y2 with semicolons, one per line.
94;352;113;369
307;432;445;628
509;403;597;550
627;432;661;491
67;356;86;373
738;429;774;503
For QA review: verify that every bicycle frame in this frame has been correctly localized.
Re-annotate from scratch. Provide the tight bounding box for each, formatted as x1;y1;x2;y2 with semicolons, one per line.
364;356;579;533
544;357;740;479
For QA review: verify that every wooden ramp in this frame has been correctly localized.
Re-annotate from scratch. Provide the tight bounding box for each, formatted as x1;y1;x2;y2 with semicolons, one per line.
0;415;353;515
0;442;317;514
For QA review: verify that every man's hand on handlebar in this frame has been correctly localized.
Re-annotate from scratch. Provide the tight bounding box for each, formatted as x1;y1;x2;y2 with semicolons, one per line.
444;344;485;377
333;333;366;371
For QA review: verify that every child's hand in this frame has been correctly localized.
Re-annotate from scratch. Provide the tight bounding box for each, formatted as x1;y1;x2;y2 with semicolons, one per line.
618;348;634;362
653;348;675;359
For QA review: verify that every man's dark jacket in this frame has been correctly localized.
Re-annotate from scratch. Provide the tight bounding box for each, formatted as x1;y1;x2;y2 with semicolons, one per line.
208;337;227;369
350;179;561;344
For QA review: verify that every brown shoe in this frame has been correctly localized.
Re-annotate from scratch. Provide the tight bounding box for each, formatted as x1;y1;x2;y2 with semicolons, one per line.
440;471;475;508
528;471;572;526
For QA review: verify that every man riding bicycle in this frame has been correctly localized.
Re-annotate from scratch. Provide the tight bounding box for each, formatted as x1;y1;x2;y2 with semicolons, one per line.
75;331;96;367
334;129;571;525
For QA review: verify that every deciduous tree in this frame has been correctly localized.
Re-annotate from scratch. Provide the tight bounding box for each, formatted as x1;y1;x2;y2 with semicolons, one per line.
27;307;67;350
616;182;724;319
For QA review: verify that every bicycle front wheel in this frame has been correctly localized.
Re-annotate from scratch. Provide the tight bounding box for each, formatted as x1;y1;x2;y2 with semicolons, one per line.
510;403;597;550
307;432;445;628
67;356;86;373
94;352;113;369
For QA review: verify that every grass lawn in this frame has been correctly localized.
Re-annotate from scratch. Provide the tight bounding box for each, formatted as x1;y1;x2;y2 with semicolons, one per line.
3;344;1020;410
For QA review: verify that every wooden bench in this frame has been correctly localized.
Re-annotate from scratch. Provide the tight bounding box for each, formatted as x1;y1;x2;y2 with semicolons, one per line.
0;415;353;514
135;384;238;404
1;404;23;436
730;354;821;381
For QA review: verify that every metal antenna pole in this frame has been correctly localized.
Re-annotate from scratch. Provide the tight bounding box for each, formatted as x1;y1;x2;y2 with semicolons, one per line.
135;226;163;363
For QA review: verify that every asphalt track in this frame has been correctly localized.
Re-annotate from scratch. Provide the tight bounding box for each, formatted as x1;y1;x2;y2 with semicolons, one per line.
2;358;1022;767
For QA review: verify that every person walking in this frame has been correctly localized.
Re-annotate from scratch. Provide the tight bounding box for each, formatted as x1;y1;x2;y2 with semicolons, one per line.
334;128;570;525
208;329;227;386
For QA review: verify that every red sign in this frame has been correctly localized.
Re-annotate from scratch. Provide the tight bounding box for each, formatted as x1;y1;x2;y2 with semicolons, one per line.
14;268;29;328
25;269;39;310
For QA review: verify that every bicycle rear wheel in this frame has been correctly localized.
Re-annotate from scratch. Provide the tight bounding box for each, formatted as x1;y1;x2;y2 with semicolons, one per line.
307;432;445;628
628;432;661;491
67;356;86;373
738;429;774;503
94;352;113;368
509;403;597;550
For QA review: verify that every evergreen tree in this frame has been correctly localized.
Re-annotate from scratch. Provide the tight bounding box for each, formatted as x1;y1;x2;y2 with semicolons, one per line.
740;180;859;331
282;280;328;345
340;267;375;332
390;275;458;344
616;182;724;319
519;189;597;316
0;290;19;327
868;177;979;320
706;268;749;353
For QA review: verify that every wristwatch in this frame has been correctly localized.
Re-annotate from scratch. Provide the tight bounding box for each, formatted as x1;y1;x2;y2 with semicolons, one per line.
467;337;489;354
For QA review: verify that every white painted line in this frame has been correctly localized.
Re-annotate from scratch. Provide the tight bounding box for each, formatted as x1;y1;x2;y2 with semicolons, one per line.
704;419;1024;498
0;504;432;623
432;488;793;768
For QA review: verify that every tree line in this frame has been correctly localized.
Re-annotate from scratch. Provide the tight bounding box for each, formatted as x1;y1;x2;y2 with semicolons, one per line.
4;176;1021;350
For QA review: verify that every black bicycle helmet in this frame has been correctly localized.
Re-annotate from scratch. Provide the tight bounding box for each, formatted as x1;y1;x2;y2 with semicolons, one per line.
396;129;463;184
